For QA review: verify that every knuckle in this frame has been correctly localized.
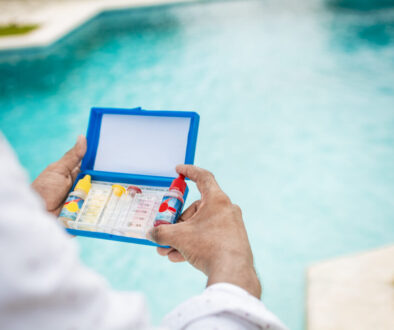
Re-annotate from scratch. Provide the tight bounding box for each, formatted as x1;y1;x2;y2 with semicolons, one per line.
206;171;216;182
199;168;215;181
213;192;231;206
206;170;215;180
232;204;242;216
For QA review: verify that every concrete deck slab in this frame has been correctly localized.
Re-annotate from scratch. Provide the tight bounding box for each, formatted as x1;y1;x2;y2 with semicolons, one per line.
307;245;394;330
0;0;195;51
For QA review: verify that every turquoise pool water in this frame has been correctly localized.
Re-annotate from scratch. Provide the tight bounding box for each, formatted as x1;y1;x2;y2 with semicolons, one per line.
1;0;394;328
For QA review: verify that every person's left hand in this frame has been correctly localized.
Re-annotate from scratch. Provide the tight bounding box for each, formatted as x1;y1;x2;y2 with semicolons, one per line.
32;135;87;216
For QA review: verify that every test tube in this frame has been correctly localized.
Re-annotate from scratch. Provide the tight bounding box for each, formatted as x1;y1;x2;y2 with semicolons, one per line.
77;185;112;228
112;185;142;234
98;184;126;231
122;194;159;237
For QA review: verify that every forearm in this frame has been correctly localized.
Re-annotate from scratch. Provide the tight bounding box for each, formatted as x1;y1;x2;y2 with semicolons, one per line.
207;255;262;299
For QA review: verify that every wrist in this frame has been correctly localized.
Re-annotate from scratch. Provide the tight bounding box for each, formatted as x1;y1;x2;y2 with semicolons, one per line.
206;254;261;298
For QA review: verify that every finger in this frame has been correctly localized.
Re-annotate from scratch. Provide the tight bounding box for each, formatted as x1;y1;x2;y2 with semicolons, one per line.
178;200;201;222
60;135;87;173
168;250;186;262
148;222;185;247
176;165;221;198
156;246;185;262
157;247;173;256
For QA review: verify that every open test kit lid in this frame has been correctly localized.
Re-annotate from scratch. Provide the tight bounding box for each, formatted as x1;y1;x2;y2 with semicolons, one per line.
81;107;200;178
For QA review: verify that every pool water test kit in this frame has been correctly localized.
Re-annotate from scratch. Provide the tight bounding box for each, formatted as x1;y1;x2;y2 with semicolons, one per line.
58;107;199;247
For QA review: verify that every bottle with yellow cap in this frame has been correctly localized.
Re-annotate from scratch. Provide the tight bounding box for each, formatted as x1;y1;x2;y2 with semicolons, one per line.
59;175;92;225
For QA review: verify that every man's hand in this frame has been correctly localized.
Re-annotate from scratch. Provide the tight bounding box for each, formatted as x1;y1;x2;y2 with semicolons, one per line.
32;135;87;216
150;165;262;298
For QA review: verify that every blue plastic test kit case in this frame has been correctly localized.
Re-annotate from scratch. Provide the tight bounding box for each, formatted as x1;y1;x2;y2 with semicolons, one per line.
65;107;199;247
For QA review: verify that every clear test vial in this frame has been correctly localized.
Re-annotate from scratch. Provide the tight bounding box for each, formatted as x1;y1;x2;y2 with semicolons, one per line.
124;194;158;237
154;175;187;226
98;184;126;231
113;185;142;234
76;184;112;230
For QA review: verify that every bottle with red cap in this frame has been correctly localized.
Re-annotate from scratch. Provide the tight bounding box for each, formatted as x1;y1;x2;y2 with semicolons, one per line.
154;175;187;227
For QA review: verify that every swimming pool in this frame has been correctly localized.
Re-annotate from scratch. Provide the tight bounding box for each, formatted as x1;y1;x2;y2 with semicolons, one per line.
1;0;393;328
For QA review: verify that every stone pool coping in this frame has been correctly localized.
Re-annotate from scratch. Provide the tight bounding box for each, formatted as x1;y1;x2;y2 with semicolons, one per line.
307;244;394;330
0;0;195;52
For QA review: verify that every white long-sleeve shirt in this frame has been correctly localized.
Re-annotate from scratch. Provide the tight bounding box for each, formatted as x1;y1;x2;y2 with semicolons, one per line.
0;134;287;330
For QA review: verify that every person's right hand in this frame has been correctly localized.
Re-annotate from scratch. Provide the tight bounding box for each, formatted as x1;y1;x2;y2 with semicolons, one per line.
149;165;261;298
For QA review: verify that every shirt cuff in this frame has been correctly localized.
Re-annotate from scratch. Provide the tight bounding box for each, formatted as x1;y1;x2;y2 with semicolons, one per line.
162;283;287;330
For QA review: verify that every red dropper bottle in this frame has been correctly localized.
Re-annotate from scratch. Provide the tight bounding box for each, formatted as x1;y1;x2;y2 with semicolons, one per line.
154;175;187;227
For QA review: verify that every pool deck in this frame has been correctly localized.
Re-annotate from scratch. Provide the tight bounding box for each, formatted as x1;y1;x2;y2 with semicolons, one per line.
307;245;394;330
0;0;195;51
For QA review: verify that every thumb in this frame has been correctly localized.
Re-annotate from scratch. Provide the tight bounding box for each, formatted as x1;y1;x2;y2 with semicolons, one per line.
148;223;184;247
60;135;87;172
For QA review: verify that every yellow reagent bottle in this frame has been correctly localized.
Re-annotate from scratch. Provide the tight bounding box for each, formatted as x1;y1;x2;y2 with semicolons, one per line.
59;175;92;225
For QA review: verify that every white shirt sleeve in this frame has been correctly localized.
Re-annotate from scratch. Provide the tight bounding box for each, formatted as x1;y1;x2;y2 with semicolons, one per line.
0;135;154;330
0;134;287;330
163;283;287;330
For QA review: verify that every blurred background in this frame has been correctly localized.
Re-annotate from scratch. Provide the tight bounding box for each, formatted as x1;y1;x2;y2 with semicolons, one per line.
0;0;393;329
